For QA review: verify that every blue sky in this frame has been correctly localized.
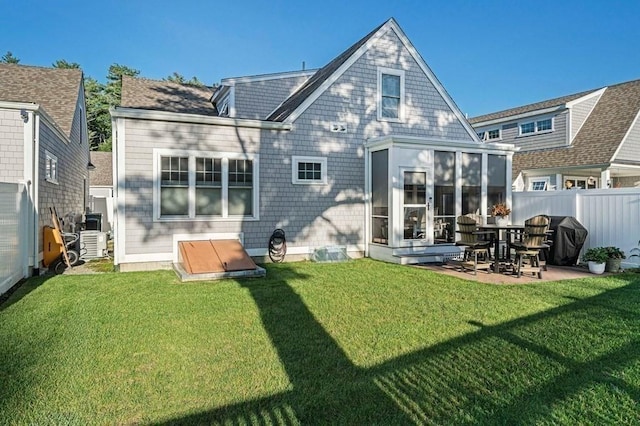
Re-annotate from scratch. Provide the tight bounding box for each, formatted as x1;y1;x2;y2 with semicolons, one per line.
2;0;638;117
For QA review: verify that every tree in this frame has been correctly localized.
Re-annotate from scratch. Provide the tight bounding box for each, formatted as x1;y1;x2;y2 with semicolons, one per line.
52;59;80;69
1;51;20;64
165;71;205;87
86;64;139;151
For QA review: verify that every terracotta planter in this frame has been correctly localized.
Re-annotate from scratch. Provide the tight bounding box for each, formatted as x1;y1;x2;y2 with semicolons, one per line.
588;261;606;274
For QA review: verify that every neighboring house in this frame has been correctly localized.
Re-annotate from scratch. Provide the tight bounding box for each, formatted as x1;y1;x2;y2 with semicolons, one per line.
470;79;640;191
111;18;517;271
0;63;90;274
88;151;113;233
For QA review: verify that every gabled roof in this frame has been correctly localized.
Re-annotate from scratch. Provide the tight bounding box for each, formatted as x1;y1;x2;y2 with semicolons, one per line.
89;151;113;187
512;79;640;175
121;76;216;115
469;89;597;125
265;18;480;141
266;22;385;122
0;63;83;137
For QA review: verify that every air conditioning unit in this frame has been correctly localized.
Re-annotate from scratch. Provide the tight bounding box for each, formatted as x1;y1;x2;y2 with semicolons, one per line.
80;231;108;259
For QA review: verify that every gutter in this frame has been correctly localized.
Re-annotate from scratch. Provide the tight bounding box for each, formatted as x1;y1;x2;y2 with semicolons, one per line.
110;107;292;131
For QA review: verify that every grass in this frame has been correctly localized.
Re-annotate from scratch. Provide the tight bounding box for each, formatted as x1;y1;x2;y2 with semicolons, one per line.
0;259;638;424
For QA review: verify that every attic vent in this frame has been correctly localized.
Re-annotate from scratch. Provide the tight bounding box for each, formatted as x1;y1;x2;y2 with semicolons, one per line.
331;123;347;133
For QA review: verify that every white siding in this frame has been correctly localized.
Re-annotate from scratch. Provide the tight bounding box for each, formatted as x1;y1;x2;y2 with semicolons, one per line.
0;183;28;294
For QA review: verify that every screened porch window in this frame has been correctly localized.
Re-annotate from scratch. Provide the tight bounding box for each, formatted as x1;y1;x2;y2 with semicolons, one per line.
371;149;389;244
461;153;481;217
434;151;455;244
487;154;507;213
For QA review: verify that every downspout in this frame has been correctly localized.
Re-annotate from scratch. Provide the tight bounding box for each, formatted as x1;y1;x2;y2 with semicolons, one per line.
33;114;40;274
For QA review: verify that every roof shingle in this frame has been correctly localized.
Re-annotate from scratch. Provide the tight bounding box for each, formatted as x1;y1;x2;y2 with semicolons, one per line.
266;20;388;122
89;151;112;187
512;79;640;175
0;63;83;137
120;76;216;115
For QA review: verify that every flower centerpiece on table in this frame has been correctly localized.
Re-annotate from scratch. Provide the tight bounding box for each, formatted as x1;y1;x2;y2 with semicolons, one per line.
490;202;511;217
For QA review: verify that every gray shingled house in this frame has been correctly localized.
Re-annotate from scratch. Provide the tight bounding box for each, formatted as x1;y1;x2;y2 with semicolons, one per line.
111;18;517;271
0;63;90;276
470;79;640;191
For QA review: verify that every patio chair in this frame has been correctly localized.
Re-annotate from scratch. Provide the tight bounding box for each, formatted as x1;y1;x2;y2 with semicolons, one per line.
511;215;550;278
454;215;493;275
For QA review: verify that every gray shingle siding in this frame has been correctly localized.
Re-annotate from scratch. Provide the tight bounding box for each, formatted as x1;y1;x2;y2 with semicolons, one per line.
37;106;88;252
476;111;568;151
570;93;601;141
615;111;640;162
234;75;311;119
0;109;24;181
118;24;475;260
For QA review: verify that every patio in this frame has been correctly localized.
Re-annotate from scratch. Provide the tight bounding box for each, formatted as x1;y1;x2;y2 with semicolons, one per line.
417;263;597;284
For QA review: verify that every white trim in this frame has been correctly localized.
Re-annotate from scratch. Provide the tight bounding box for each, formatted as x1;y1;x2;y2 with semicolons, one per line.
518;116;555;136
44;150;58;184
114;117;126;265
291;156;328;185
110;107;292;130
377;67;405;122
565;88;606;108
528;176;550;191
610;107;640;163
365;135;518;153
221;69;317;85
471;105;567;128
279;18;481;143
152;148;259;222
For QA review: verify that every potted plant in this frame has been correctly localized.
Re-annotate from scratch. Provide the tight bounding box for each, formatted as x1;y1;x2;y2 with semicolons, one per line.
490;203;511;226
582;247;608;274
604;246;625;272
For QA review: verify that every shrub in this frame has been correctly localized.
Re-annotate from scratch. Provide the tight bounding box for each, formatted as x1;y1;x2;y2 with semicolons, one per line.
604;246;625;259
582;247;609;263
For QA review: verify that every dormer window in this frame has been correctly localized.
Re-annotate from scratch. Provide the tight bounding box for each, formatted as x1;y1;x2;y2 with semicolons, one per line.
377;67;405;121
519;117;554;136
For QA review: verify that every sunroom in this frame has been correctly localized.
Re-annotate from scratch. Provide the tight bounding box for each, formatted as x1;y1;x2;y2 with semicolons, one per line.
364;136;517;264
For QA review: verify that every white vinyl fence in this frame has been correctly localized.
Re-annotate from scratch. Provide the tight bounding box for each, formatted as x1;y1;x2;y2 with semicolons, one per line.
0;183;28;295
513;188;640;260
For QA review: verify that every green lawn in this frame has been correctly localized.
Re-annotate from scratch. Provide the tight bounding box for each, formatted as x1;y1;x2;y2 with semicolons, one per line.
1;259;638;425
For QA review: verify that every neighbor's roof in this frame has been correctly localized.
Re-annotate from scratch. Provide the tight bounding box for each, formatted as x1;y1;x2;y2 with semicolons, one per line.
120;76;216;115
512;79;640;175
0;63;83;137
469;89;597;124
89;151;112;187
266;20;387;122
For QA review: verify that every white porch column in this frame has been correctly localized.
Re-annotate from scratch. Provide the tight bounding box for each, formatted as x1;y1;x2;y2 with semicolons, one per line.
601;169;611;188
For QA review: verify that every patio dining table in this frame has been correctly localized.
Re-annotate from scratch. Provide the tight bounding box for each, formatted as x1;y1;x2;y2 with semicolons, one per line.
478;224;525;273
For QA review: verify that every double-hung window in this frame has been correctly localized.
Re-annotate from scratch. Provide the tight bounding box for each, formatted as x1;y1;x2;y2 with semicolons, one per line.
155;149;258;221
291;156;327;185
378;67;405;121
45;150;58;184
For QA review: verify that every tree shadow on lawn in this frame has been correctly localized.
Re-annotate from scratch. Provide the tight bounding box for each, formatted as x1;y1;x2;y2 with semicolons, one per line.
132;271;640;424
